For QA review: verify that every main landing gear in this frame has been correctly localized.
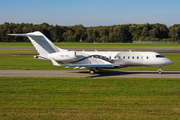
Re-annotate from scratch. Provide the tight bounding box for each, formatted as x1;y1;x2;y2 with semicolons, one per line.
90;69;95;75
158;67;162;75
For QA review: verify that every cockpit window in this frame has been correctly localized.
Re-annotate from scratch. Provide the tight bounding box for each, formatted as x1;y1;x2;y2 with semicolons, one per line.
156;55;165;58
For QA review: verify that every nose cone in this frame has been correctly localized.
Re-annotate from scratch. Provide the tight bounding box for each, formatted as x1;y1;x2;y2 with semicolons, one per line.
165;59;174;66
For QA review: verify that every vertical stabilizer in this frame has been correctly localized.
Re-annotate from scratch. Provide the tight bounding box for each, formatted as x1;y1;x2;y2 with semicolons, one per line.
9;31;66;55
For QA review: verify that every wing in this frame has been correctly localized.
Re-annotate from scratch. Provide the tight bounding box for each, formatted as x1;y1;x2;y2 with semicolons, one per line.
64;64;114;68
63;58;114;68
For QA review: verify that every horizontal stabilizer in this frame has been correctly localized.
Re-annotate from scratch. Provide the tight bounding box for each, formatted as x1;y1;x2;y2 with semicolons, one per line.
8;31;43;37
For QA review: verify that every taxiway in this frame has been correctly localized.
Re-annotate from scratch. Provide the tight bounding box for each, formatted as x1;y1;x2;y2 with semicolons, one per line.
1;48;180;53
0;70;180;78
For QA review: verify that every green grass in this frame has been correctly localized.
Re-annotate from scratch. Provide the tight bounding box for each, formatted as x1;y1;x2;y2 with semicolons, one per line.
0;77;180;119
0;55;62;70
0;50;37;54
0;42;33;48
0;53;179;71
1;42;180;48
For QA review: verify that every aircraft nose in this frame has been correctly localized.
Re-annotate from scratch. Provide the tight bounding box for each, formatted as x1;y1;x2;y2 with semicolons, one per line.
165;59;174;66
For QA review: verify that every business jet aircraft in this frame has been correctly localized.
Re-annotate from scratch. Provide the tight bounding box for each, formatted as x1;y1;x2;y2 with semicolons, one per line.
9;31;174;75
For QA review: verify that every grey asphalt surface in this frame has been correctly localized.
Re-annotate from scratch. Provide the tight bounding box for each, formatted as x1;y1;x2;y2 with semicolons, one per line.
0;70;180;78
1;48;180;53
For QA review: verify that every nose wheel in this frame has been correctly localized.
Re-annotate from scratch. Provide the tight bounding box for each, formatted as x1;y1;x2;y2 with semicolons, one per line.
90;69;95;75
158;67;162;75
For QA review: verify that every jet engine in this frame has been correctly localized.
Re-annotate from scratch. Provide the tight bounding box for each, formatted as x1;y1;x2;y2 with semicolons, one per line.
48;51;76;62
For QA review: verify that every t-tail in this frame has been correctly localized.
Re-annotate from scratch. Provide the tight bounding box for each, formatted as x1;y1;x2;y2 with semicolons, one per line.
9;31;68;66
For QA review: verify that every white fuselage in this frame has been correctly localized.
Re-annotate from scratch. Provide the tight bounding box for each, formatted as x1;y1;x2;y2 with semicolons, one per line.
73;51;174;68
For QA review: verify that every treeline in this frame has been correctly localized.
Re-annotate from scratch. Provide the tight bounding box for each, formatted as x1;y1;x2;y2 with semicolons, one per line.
0;22;180;42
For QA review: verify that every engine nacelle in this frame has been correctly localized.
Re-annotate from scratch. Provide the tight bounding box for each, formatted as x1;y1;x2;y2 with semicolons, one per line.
48;51;76;62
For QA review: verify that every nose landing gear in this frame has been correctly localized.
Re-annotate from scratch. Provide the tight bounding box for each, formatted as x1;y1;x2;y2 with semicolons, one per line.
90;69;95;75
158;67;162;75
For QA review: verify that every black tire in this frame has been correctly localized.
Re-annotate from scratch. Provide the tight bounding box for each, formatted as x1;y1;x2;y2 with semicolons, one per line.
90;70;95;75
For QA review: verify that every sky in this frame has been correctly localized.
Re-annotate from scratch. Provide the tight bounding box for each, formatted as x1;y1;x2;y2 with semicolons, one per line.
0;0;180;27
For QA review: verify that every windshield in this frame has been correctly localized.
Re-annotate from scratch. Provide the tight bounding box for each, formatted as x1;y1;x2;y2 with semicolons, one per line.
156;55;165;58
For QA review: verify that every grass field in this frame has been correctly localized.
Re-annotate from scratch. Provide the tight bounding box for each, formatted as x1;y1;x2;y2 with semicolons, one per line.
1;42;180;48
0;53;179;71
0;77;180;120
0;50;38;54
0;43;180;119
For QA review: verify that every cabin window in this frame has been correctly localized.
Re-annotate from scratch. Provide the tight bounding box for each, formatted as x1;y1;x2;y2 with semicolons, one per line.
128;56;130;59
123;56;125;59
132;56;134;59
114;56;116;59
156;55;164;58
147;56;149;59
119;56;121;59
137;56;139;59
109;56;111;59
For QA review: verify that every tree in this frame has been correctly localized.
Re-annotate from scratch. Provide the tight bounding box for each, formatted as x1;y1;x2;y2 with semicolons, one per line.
159;24;168;39
62;30;73;42
149;28;159;38
99;27;109;42
113;26;122;42
1;22;180;43
87;27;93;42
108;26;114;42
141;27;148;37
113;25;132;43
73;25;85;42
169;24;180;41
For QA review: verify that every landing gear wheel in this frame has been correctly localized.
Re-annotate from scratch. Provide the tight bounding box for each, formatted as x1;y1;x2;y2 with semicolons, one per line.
158;67;162;75
90;69;95;75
